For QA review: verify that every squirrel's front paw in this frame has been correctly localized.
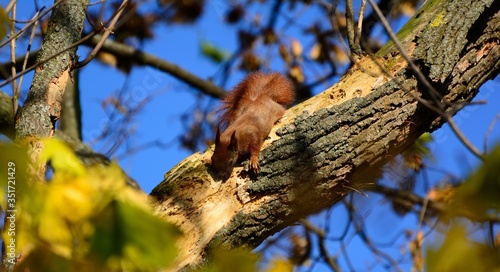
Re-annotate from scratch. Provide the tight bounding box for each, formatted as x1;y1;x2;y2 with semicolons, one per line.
250;159;260;174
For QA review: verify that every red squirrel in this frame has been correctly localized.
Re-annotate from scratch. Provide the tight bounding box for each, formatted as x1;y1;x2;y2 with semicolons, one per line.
209;72;295;175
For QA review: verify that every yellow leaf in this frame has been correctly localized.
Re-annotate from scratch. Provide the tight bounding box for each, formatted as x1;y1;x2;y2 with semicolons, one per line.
39;138;86;177
38;215;73;257
265;259;293;272
49;176;95;222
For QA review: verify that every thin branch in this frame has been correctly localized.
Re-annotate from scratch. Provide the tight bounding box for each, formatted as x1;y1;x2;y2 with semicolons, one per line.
0;31;97;89
417;196;429;232
0;51;37;80
15;9;41;113
319;1;384;78
354;0;366;47
300;220;341;272
89;0;107;6
369;184;500;223
74;0;130;68
9;3;17;114
0;0;64;49
86;35;227;98
446;117;484;160
359;224;402;270
5;0;16;13
0;35;227;100
345;0;361;56
483;112;500;154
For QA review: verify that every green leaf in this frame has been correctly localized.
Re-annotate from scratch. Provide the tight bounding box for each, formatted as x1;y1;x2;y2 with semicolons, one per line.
200;41;229;63
0;8;10;41
427;227;500;272
90;199;182;270
453;143;500;214
15;248;71;272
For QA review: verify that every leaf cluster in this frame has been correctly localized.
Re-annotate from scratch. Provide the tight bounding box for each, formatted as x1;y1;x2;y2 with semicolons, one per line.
0;140;181;271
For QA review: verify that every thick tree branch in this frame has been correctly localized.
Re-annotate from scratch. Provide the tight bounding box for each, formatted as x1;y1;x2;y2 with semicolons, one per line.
148;0;499;269
15;0;88;178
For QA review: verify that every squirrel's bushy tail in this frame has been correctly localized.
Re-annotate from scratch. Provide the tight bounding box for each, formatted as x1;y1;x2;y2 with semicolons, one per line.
217;72;295;130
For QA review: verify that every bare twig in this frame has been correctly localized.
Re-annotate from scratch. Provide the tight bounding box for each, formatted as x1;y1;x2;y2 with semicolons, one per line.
89;0;107;6
86;35;227;98
16;9;41;113
319;1;383;78
370;184;500;223
446;118;484;160
9;3;17;114
74;0;130;68
354;0;366;47
1;36;226;100
301;219;341;271
345;0;361;56
345;200;403;272
0;51;37;80
0;31;97;89
5;0;16;13
484;112;500;154
0;0;65;49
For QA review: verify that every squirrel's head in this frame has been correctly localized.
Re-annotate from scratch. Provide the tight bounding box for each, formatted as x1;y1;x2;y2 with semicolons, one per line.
210;128;238;175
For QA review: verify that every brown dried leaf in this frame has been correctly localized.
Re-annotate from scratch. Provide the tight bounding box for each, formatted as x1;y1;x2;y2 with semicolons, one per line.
279;44;292;65
240;52;261;72
263;27;277;45
309;43;322;60
332;45;349;64
291;39;303;58
290;65;305;83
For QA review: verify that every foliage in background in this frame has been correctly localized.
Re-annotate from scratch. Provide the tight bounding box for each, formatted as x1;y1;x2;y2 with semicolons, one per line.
0;140;181;271
425;144;500;271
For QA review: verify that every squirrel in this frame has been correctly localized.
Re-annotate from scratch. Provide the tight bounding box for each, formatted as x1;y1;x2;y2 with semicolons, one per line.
209;72;295;176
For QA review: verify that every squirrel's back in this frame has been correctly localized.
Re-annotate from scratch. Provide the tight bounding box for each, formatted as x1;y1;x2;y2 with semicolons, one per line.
217;72;294;129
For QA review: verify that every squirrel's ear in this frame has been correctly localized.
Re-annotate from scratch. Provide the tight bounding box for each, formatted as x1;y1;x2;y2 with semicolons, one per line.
215;127;221;144
229;131;238;151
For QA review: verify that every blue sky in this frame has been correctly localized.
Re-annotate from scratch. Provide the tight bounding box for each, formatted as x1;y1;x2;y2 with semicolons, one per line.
2;1;500;270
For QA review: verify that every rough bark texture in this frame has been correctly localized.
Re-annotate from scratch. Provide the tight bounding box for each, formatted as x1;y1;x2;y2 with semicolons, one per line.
149;0;500;269
14;0;88;178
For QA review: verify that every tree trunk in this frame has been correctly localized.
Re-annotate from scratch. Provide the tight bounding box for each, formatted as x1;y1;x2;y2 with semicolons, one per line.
149;0;500;269
14;0;88;179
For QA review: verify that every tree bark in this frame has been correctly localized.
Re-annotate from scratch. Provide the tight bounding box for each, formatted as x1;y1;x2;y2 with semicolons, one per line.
149;0;500;269
14;0;88;179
